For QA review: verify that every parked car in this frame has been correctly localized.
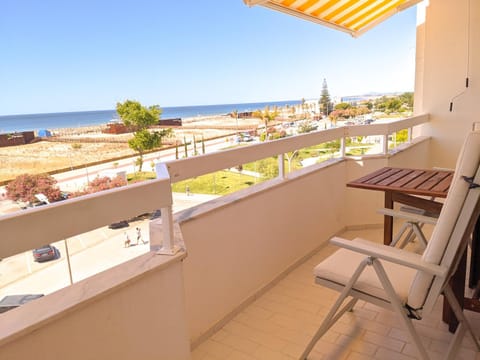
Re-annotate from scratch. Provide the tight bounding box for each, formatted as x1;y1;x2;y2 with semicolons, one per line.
32;245;59;262
149;209;161;220
0;294;44;314
108;220;129;229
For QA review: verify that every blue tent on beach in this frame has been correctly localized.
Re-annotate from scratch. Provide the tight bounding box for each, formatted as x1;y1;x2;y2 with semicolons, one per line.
37;129;52;137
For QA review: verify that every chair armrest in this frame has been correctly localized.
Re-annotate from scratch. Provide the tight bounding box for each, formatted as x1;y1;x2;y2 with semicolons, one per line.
433;166;454;172
377;208;438;224
330;237;447;276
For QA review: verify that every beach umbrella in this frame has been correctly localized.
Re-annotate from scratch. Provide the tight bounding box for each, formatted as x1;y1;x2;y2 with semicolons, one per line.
243;0;423;38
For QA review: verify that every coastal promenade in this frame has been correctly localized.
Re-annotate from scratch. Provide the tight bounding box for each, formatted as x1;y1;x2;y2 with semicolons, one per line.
0;190;218;299
51;136;230;191
0;135;235;298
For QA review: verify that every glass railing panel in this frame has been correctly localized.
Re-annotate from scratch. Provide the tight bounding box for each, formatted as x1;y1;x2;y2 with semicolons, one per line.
0;218;154;305
388;129;410;149
344;135;384;156
284;140;342;173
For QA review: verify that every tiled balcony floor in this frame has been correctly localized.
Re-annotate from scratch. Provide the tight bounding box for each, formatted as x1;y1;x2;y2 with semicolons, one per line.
192;225;480;360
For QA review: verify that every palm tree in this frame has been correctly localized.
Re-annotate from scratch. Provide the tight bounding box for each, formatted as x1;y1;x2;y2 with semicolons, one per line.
253;106;278;141
232;109;239;134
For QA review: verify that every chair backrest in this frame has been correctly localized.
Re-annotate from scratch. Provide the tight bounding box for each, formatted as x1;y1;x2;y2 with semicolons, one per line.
407;131;480;312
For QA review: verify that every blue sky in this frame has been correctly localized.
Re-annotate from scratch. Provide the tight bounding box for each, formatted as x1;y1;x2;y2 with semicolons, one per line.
0;0;417;115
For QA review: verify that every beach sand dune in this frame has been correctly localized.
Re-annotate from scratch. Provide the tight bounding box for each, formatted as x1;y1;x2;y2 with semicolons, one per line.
0;141;134;182
0;115;263;183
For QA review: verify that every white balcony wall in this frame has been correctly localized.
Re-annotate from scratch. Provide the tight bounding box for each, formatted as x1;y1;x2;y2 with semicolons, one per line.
0;254;191;360
415;0;480;167
177;136;432;346
178;161;347;345
0;170;192;360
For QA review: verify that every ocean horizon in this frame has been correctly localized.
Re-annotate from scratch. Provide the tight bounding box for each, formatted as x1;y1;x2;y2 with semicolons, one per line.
0;100;301;133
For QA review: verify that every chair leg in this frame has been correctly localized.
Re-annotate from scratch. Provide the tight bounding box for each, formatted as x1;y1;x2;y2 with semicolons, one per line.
371;259;430;360
396;221;428;250
398;227;415;248
412;223;428;249
391;222;411;247
443;285;480;358
300;259;369;360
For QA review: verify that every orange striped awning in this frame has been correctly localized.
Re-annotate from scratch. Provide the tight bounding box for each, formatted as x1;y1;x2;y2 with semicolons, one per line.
243;0;422;37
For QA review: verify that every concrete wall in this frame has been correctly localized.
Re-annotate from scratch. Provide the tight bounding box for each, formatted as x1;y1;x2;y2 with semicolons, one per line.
0;254;191;360
0;131;35;147
416;0;480;168
179;161;348;345
178;140;430;345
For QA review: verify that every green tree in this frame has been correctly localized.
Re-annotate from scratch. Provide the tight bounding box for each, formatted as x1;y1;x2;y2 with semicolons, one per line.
253;106;278;141
127;129;163;170
334;102;351;110
384;98;402;113
257;158;278;178
319;78;333;116
399;92;414;109
116;100;171;171
297;121;317;134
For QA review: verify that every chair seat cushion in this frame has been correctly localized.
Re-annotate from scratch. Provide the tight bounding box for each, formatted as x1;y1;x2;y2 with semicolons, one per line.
314;239;417;303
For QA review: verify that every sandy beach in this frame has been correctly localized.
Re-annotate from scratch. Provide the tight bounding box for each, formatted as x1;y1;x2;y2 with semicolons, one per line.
0;115;263;183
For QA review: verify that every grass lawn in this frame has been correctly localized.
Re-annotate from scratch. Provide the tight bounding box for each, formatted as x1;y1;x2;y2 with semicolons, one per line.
126;170;257;195
125;139;375;195
127;171;156;183
171;170;257;195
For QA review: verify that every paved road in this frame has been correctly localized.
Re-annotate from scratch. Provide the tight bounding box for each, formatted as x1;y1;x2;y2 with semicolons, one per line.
54;136;233;192
0;191;217;299
0;136;245;299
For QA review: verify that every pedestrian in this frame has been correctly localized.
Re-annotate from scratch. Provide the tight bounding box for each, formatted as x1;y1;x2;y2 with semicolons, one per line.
136;227;146;244
186;185;190;196
124;232;131;248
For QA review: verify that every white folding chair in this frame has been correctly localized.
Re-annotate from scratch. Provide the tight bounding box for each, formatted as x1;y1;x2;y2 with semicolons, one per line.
301;131;480;360
377;206;438;250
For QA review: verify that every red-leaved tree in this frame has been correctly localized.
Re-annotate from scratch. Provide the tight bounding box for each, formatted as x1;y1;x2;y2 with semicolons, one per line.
70;175;127;198
85;175;127;194
6;174;63;203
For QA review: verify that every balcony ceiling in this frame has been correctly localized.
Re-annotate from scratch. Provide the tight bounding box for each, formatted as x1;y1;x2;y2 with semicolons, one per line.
244;0;423;37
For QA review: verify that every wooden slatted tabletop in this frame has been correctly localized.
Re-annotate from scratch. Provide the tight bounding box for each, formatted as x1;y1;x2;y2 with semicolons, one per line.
347;167;454;246
347;167;453;198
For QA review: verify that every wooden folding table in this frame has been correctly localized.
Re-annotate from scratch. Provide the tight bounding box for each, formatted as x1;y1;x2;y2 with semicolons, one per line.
346;167;480;331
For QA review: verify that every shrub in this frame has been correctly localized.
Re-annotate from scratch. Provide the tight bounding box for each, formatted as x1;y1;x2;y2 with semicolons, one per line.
85;175;127;193
6;173;63;203
70;175;127;197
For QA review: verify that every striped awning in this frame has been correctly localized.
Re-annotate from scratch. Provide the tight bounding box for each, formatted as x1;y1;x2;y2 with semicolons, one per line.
243;0;423;37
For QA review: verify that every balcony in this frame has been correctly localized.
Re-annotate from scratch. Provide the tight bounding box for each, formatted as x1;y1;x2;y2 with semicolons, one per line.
5;115;474;359
1;0;478;357
191;225;480;360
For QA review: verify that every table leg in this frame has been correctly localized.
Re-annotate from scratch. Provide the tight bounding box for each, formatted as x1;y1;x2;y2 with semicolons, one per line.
442;249;466;332
384;191;393;245
469;219;480;288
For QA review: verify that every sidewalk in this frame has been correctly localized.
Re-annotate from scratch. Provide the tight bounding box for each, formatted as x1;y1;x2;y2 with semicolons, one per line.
0;191;218;297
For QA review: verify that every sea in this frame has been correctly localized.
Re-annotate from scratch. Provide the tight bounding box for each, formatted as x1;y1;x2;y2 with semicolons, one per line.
0;100;301;133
